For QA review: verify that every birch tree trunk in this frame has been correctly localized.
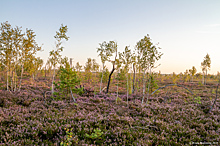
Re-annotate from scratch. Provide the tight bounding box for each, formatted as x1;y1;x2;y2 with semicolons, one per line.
127;71;129;105
14;69;16;91
6;66;9;91
99;63;104;93
70;87;76;102
117;71;119;98
141;70;146;104
18;64;24;91
132;63;136;94
45;65;46;79
202;72;204;85
11;68;13;91
146;68;152;105
52;67;56;96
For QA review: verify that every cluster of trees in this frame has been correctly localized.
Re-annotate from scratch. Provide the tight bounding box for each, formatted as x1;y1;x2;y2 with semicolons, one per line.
97;34;163;104
0;21;43;91
1;21;215;104
171;53;211;85
0;21;163;105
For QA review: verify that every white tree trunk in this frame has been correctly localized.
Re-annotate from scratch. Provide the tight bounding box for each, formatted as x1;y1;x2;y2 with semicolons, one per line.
52;67;56;96
70;87;76;102
141;70;146;104
14;68;17;91
117;73;119;98
146;68;152;105
99;63;104;93
202;72;204;85
6;67;9;91
11;69;13;91
18;64;24;91
127;72;129;105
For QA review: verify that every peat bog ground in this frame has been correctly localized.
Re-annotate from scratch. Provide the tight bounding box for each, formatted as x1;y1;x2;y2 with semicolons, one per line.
0;79;220;145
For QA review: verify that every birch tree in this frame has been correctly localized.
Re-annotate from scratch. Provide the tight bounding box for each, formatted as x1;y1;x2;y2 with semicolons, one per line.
75;61;82;81
136;34;162;104
97;41;113;93
131;52;137;94
0;21;13;91
84;58;93;83
0;22;42;91
119;46;132;105
92;59;99;78
189;66;197;82
201;54;211;85
49;24;69;96
12;26;24;91
115;56;122;101
105;41;118;93
19;28;41;90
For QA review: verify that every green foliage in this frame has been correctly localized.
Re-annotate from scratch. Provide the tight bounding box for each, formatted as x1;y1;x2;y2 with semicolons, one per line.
183;70;190;83
84;58;92;82
86;128;103;139
84;58;99;83
97;41;118;93
26;56;43;79
135;34;163;104
60;128;78;146
116;68;126;85
97;41;116;64
172;72;178;84
99;67;109;83
201;54;211;72
92;59;99;73
194;96;202;104
54;61;83;100
167;98;171;103
198;81;203;86
136;34;163;71
49;24;69;95
54;24;69;41
75;62;82;72
201;53;211;85
189;66;197;82
116;97;122;103
0;21;42;91
146;74;159;93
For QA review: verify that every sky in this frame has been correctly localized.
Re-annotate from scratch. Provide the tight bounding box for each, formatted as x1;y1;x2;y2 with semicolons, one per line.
1;0;220;74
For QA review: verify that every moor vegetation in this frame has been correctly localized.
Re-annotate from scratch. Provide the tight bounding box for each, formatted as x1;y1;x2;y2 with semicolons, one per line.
0;21;219;145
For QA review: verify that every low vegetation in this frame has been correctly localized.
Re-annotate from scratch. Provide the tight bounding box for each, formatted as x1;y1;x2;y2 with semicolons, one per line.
0;21;219;145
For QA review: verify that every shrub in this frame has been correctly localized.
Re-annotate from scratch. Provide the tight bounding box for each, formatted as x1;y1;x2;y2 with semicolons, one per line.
54;63;83;100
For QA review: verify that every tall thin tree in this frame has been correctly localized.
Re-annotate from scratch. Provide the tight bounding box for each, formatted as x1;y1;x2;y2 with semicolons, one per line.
136;34;163;104
97;41;114;93
201;54;211;85
119;46;132;105
49;24;69;96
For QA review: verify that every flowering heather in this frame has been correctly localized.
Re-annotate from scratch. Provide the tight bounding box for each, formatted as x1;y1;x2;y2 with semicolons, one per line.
0;82;219;145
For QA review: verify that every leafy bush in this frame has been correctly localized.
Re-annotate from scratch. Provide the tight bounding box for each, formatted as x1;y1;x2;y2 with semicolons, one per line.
54;64;83;100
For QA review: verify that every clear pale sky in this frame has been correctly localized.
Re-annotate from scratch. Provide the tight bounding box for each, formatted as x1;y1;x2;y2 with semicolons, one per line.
1;0;220;74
